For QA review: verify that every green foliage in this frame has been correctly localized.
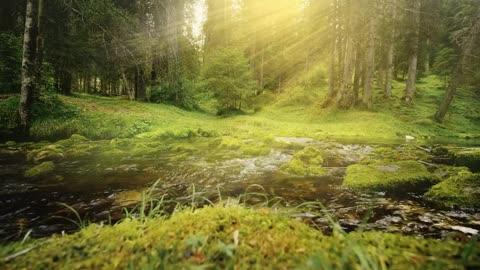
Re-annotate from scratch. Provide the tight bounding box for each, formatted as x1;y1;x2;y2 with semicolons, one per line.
0;96;19;132
343;161;439;191
425;173;480;208
0;32;22;94
202;47;257;112
432;47;457;77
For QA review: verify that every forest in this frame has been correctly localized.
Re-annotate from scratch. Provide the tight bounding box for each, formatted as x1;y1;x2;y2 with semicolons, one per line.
0;0;480;269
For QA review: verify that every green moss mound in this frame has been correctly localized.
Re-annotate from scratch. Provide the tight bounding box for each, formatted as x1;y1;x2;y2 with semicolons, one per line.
1;207;479;269
280;146;326;176
27;144;64;163
455;150;480;172
425;173;480;208
24;161;55;178
343;161;438;191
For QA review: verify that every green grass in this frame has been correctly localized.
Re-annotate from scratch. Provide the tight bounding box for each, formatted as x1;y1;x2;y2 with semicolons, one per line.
2;75;480;142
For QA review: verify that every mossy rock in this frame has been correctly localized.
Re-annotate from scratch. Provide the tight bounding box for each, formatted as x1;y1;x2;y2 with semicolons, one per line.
432;165;471;180
432;146;449;156
425;173;480;208
369;145;431;163
27;145;65;163
280;146;326;176
110;138;134;149
343;161;439;191
1;207;479;269
5;141;16;147
56;134;88;147
219;136;243;150
455;150;480;172
24;161;55;178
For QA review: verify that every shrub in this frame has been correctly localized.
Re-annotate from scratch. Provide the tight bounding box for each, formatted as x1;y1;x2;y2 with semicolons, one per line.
202;47;257;113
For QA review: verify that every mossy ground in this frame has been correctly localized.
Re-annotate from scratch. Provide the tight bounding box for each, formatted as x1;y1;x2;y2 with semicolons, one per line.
1;207;479;270
343;161;439;191
425;173;480;208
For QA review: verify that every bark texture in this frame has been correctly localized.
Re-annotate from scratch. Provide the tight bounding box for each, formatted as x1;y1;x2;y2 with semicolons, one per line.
384;0;397;98
404;0;421;101
18;0;39;137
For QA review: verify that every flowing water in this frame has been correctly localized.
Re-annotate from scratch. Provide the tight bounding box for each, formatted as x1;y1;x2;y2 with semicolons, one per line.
0;137;479;242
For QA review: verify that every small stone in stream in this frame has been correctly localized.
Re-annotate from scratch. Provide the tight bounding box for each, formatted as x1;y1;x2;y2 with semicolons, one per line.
450;226;479;235
470;220;480;226
418;215;433;224
405;135;415;142
377;165;401;172
375;216;402;226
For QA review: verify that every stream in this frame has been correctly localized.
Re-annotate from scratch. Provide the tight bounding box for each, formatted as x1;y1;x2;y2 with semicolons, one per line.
1;137;480;242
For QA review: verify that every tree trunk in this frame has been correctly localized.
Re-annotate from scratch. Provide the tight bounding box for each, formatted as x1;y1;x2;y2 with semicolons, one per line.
384;0;397;98
259;48;265;94
18;0;39;137
328;38;336;98
404;0;421;102
337;0;356;109
34;0;44;99
363;9;376;109
328;0;338;98
353;47;363;102
424;38;431;73
135;68;146;101
435;7;480;122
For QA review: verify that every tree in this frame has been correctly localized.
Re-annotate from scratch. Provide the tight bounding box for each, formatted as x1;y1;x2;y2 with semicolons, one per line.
18;0;40;137
362;0;377;109
337;0;357;109
403;0;421;102
384;0;397;98
435;4;480;122
202;47;256;113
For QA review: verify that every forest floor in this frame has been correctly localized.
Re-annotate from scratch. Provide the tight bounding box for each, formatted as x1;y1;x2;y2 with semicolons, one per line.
15;75;478;143
1;76;480;269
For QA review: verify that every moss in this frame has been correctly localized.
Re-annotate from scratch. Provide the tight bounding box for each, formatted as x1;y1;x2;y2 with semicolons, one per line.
432;146;449;156
1;207;478;269
24;161;55;178
280;146;326;176
425;173;480;208
343;161;439;191
27;144;65;163
109;138;134;149
455;150;480;172
57;134;88;146
240;144;271;157
369;145;431;163
219;136;243;150
5;141;15;146
432;165;471;180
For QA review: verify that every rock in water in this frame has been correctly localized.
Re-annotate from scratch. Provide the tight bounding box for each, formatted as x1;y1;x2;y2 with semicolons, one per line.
451;226;479;235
